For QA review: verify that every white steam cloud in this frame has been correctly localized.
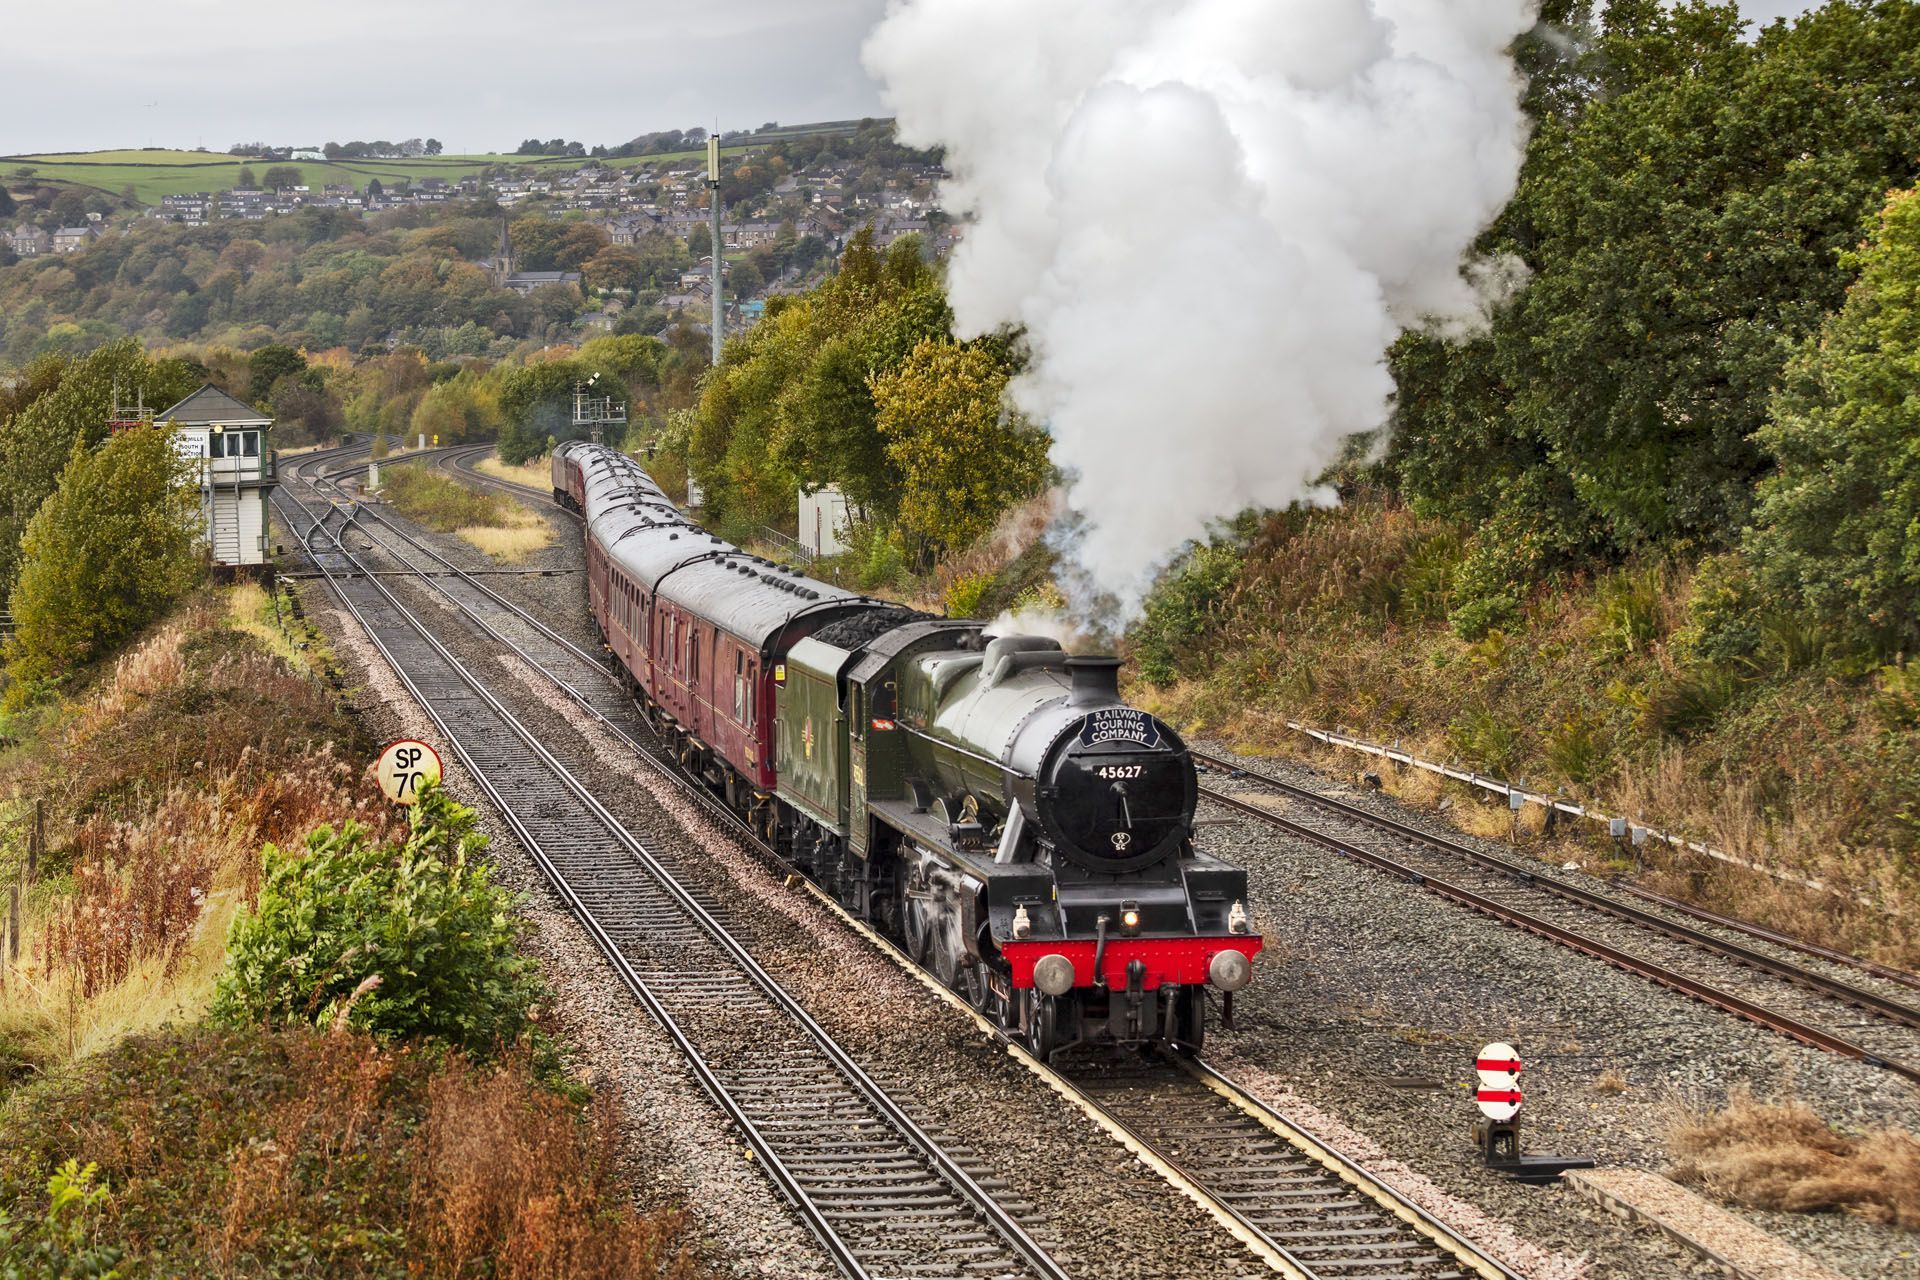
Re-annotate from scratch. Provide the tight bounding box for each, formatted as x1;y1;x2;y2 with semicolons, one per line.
864;0;1537;619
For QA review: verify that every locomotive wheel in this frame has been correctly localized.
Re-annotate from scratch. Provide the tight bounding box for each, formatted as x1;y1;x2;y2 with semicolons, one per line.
1028;993;1060;1062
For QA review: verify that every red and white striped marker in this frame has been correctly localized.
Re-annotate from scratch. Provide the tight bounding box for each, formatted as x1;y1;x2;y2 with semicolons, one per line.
1475;1041;1523;1122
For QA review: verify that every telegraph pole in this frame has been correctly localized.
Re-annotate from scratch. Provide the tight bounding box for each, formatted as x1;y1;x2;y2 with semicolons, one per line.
708;134;723;367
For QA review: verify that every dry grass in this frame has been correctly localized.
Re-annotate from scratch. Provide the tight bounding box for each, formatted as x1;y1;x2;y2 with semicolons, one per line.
457;506;554;563
1593;1068;1628;1095
476;453;556;492
1669;1087;1920;1227
1;1028;702;1278
1139;497;1920;967
0;589;389;1075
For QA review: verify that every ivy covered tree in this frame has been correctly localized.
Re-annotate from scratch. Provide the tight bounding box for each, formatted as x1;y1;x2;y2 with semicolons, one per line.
4;425;201;701
1744;184;1920;655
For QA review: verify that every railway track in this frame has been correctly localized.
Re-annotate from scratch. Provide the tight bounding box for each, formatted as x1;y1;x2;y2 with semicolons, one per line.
277;454;1522;1280
272;478;1070;1280
1192;751;1920;1086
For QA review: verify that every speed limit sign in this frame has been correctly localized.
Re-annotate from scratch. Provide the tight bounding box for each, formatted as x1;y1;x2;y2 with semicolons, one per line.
376;739;442;805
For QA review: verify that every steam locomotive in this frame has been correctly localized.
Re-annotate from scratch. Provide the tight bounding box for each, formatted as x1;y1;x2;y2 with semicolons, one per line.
553;442;1261;1058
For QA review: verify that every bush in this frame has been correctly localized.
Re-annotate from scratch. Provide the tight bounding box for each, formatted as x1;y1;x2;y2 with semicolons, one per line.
0;1160;124;1280
0;1029;697;1279
1676;552;1762;665
943;571;993;619
1130;541;1245;687
1646;666;1744;740
1446;706;1523;778
212;785;545;1056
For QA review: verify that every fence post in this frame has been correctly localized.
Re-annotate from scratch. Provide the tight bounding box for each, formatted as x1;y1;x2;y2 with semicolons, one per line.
6;882;18;968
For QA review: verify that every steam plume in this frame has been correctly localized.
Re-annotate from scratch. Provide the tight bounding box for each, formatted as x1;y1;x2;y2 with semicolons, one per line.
865;0;1537;619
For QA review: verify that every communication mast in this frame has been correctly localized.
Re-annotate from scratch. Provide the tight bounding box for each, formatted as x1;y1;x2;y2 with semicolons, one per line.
108;381;153;434
708;133;723;367
573;374;627;445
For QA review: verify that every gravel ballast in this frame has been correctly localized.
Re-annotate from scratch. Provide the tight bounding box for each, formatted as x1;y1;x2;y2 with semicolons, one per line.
288;464;1920;1280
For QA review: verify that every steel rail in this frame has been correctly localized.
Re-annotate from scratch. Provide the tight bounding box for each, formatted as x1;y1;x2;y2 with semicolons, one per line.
282;464;1523;1280
273;484;1071;1280
1191;751;1920;1028
1195;782;1920;1086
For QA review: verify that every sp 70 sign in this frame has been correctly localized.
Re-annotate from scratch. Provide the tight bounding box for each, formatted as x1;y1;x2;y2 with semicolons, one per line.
376;739;443;805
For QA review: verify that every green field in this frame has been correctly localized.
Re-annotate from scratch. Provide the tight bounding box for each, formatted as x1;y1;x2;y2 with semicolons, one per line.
0;145;756;205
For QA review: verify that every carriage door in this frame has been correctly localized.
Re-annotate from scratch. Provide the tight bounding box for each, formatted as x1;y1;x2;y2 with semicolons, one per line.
847;683;870;857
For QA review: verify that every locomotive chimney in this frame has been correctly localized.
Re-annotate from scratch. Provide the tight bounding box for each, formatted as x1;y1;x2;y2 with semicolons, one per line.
1065;655;1122;707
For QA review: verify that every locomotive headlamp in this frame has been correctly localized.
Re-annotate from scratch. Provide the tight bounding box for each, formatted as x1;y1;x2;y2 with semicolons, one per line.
1032;953;1076;997
1119;901;1141;934
1208;949;1252;992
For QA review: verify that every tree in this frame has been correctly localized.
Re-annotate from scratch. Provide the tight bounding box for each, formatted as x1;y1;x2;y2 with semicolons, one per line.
871;339;1049;563
0;341;197;592
260;165;302;191
425;138;443;156
1744;184;1920;654
235;166;257;190
686;223;712;260
365;177;384;199
0;185;14;218
1386;0;1920;632
4;426;201;700
247;343;306;403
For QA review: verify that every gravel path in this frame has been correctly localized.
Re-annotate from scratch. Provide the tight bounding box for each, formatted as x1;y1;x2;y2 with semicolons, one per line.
1195;743;1920;1280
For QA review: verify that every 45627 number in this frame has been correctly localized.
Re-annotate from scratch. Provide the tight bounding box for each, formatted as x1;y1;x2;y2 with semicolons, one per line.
1094;765;1144;780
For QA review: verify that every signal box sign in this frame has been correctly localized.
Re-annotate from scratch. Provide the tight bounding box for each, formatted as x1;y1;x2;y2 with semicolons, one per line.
377;739;443;805
1475;1042;1523;1122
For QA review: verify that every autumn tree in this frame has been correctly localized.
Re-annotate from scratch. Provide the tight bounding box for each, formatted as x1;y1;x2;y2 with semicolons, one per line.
4;426;202;701
0;342;197;591
871;339;1050;565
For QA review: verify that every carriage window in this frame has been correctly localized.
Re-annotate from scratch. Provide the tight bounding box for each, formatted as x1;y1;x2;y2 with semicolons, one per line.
733;650;745;720
690;629;700;680
746;660;757;727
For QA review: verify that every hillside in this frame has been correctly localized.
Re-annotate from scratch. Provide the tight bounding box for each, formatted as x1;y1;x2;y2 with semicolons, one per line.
1;147;752;205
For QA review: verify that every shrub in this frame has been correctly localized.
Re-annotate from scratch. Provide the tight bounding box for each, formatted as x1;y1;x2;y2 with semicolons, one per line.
380;465;516;532
1130;541;1245;686
0;1159;124;1280
943;571;993;619
0;1029;696;1279
1446;706;1523;778
1675;552;1762;665
1646;666;1744;739
1592;565;1667;661
212;785;545;1055
1545;713;1607;788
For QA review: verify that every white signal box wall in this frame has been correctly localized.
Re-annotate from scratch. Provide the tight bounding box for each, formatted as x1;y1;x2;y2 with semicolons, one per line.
799;484;851;556
152;384;277;567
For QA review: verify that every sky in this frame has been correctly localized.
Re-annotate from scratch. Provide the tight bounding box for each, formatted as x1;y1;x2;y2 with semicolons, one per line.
0;0;1827;156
